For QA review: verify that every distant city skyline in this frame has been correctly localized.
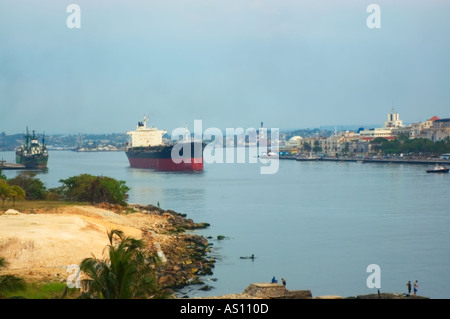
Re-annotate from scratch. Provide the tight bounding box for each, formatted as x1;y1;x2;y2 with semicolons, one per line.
1;0;449;135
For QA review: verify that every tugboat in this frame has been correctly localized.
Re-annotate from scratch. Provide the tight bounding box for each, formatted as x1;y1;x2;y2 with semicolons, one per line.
15;127;49;169
426;164;449;174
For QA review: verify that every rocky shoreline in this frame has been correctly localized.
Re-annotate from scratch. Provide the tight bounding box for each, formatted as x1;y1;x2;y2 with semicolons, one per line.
128;204;216;295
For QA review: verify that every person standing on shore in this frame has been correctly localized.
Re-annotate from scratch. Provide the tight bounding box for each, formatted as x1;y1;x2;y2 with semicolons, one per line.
406;281;412;294
414;280;419;295
282;278;286;288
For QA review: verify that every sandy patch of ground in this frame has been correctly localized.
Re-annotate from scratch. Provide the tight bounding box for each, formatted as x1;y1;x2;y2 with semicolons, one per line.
0;205;171;281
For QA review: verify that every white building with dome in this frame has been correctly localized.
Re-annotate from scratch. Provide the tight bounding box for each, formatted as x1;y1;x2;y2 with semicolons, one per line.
286;136;303;148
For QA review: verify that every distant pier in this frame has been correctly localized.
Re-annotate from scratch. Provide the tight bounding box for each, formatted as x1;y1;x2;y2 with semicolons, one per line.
0;160;26;170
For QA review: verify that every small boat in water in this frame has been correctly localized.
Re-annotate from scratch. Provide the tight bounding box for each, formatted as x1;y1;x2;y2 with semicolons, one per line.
426;164;449;174
259;152;278;159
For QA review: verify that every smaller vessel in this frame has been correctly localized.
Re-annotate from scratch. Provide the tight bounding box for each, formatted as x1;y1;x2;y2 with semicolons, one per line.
296;153;320;161
426;164;449;174
259;151;278;159
15;127;49;169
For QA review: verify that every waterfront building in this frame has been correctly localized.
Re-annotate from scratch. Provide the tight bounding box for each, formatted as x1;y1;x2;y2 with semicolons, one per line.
392;126;413;138
433;118;450;128
384;109;403;128
295;133;368;157
339;140;370;155
422;118;450;142
285;136;303;148
404;116;435;139
295;136;326;155
359;127;396;141
426;116;440;128
359;109;404;141
340;131;359;143
319;136;339;156
402;116;450;142
291;111;449;157
408;122;425;139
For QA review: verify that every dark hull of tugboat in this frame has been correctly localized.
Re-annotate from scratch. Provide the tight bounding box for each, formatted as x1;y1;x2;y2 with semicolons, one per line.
426;169;449;174
125;142;205;171
15;153;49;169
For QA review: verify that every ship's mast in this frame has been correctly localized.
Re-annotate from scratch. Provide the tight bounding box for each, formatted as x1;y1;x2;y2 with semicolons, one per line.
185;122;189;141
25;126;30;151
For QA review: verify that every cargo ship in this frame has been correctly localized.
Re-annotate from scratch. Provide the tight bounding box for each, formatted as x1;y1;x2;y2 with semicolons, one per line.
125;116;205;171
15;128;49;169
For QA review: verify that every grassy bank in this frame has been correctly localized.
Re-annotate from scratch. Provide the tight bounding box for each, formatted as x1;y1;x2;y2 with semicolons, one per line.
0;200;86;213
2;281;81;299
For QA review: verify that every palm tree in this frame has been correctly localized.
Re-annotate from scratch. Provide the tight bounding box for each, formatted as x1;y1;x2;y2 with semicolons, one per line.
0;179;9;207
8;185;26;207
79;229;161;299
0;257;26;297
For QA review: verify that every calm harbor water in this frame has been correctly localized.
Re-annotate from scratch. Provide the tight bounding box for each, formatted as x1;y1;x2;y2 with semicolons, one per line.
1;150;449;299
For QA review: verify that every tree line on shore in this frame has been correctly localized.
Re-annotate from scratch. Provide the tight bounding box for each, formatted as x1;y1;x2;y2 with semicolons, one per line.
0;171;130;208
370;136;450;156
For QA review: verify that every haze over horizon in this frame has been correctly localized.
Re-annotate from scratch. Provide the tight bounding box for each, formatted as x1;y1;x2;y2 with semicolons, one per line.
1;0;449;135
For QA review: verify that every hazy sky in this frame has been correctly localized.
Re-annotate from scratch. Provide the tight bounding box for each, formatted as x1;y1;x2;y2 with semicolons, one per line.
1;0;449;134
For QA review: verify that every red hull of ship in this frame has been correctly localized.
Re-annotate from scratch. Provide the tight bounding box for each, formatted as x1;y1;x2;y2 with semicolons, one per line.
127;157;204;171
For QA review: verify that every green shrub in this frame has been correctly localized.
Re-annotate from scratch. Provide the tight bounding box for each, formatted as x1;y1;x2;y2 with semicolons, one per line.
59;174;130;206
